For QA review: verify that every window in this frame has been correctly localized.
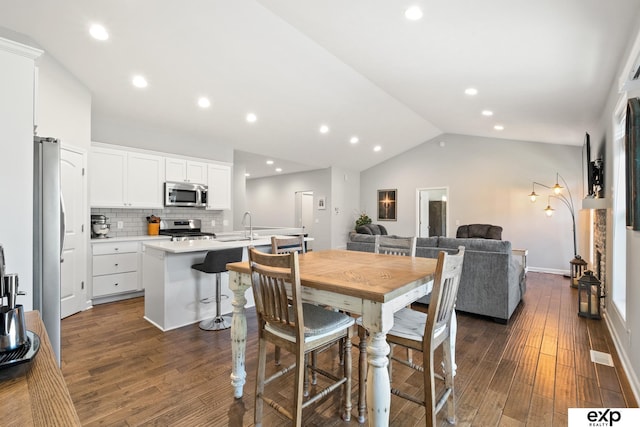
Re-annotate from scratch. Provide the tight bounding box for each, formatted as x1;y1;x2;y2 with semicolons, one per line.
612;99;627;320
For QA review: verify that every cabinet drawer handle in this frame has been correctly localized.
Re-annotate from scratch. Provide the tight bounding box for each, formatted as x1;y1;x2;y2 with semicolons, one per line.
114;283;119;287
114;263;119;267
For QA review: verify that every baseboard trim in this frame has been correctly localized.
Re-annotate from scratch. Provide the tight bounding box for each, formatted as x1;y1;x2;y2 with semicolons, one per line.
604;310;640;405
527;267;569;275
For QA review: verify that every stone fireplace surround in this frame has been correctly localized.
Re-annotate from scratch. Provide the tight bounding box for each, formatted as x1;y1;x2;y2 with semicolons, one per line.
593;209;606;304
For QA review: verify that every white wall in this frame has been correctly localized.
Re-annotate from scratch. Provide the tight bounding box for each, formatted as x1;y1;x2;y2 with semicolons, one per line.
330;167;360;249
0;37;41;311
92;114;233;163
36;54;91;150
360;134;584;272
246;168;333;250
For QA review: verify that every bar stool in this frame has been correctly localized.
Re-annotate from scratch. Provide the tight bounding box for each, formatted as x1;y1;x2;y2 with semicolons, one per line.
192;247;243;331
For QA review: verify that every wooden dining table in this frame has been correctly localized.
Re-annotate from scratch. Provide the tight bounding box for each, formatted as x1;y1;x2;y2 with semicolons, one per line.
227;249;449;426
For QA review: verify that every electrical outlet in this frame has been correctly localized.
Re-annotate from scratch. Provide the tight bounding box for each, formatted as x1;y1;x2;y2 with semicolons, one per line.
223;219;229;226
117;221;124;229
211;220;216;227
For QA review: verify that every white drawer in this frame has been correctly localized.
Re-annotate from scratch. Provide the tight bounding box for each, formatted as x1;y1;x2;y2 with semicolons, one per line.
92;271;138;297
93;253;138;276
92;241;138;255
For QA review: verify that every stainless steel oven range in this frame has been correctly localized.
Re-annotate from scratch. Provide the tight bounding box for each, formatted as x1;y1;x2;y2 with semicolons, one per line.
159;219;216;241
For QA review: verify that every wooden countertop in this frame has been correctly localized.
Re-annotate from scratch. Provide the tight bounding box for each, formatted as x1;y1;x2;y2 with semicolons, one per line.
0;310;80;426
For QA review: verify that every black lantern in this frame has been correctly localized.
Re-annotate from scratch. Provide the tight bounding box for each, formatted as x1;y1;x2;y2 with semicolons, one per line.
570;255;588;288
578;270;602;319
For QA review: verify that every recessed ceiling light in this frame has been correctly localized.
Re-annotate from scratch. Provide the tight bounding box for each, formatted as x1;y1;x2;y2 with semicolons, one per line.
319;125;330;134
244;172;251;177
132;75;148;88
373;145;382;152
405;6;424;21
481;110;493;116
266;160;274;165
464;88;478;96
197;97;211;108
275;168;282;173
89;24;109;41
246;113;257;123
494;125;505;131
350;136;359;144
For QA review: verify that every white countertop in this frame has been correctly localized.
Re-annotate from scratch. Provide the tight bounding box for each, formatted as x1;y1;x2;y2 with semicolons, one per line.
91;235;172;243
144;235;312;254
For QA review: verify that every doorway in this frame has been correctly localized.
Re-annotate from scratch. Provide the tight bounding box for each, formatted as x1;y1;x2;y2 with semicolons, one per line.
294;191;314;236
416;188;449;237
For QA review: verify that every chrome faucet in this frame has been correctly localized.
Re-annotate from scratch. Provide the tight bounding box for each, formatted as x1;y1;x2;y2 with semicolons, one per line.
242;211;253;241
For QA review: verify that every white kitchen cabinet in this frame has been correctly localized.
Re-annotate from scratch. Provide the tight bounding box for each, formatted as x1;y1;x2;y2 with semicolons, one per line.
207;163;231;210
90;146;164;208
165;158;208;184
91;241;140;299
127;152;164;208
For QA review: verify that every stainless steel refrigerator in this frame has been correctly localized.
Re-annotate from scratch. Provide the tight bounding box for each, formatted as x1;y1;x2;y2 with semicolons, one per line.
33;136;64;365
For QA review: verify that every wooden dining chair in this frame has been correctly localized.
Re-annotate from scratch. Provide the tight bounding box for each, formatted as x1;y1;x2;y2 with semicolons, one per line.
374;235;417;256
387;246;465;426
271;235;305;367
271;234;306;254
248;247;354;426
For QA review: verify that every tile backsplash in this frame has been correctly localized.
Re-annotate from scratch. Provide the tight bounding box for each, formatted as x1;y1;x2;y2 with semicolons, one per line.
91;207;225;238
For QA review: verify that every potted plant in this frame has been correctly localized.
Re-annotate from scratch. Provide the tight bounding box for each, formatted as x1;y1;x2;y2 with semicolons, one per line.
355;212;372;230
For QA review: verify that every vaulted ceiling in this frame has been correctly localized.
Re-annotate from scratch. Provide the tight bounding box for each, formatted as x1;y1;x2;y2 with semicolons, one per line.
1;1;639;177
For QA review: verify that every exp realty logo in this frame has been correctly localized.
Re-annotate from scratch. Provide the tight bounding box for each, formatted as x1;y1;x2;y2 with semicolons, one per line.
569;408;640;427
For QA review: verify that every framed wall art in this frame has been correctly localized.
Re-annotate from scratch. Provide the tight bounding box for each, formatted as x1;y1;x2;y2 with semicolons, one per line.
377;189;397;221
317;196;326;210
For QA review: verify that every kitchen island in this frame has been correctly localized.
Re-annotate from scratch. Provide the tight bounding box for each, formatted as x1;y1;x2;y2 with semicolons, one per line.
142;234;311;331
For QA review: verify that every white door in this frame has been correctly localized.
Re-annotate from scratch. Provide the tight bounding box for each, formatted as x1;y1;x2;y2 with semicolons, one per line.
419;190;430;237
60;147;87;318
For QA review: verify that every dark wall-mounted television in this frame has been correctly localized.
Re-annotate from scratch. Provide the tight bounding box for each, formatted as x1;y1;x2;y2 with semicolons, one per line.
584;132;603;198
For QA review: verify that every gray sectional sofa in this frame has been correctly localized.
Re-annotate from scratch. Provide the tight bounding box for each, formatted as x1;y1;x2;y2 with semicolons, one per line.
346;232;527;323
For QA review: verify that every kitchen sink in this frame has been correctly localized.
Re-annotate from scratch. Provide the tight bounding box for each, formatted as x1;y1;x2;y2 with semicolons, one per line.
215;236;252;242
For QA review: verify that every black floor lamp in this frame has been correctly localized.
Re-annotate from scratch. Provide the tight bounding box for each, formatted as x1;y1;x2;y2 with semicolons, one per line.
529;173;586;288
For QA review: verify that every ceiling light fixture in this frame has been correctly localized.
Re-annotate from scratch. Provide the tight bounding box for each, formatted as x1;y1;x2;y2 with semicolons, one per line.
246;113;257;123
482;110;493;116
319;125;330;134
405;6;424;21
132;75;148;88
373;145;382;152
350;136;359;144
464;87;478;96
494;124;504;131
266;160;274;165
275;168;282;173
197;97;211;108
89;24;109;41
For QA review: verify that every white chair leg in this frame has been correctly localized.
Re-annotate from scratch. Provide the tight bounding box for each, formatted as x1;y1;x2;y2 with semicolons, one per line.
443;337;456;424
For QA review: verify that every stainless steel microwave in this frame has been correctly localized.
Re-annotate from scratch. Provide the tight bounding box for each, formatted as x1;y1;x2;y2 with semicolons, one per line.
164;182;208;207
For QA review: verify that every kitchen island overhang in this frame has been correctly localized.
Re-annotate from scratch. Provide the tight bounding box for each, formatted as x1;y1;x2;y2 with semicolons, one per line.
141;236;312;331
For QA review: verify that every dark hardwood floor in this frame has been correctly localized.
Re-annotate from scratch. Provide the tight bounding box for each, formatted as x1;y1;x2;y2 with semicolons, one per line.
61;272;636;426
